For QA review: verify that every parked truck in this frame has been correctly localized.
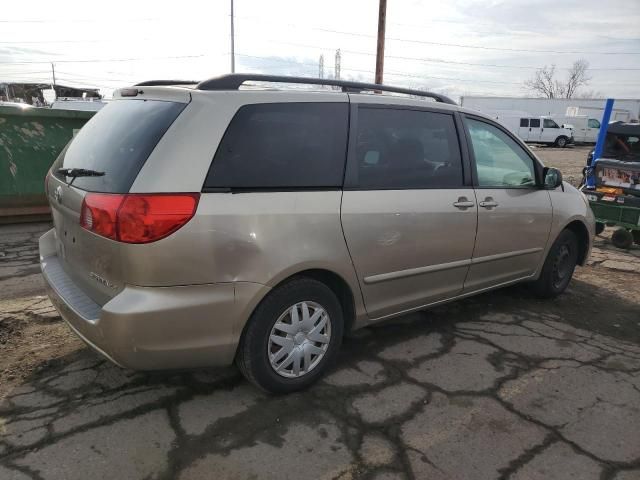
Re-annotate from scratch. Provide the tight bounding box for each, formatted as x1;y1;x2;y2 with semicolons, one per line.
566;106;632;123
495;115;574;147
460;96;640;120
553;115;601;143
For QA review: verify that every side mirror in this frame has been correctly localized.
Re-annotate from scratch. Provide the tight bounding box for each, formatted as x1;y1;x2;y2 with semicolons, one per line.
543;167;564;190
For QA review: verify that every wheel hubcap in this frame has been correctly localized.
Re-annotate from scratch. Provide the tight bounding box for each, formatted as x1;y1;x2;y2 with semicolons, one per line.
268;301;332;378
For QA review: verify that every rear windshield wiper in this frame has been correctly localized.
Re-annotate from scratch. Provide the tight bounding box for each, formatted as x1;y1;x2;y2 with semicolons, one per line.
57;168;105;185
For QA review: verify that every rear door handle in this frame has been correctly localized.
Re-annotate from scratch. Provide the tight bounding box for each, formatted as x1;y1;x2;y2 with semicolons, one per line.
453;198;475;209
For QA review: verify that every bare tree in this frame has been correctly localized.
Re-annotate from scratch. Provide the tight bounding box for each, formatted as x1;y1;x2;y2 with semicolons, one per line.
565;59;591;98
576;89;602;99
524;59;591;99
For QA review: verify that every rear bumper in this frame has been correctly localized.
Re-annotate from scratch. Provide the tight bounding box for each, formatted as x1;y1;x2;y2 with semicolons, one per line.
39;229;269;370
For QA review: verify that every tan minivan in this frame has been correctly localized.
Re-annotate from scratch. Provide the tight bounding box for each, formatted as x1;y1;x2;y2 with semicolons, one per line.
40;74;594;393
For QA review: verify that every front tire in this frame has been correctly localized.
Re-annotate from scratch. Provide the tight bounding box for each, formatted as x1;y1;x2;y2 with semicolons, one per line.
531;229;578;298
555;136;568;148
236;277;344;394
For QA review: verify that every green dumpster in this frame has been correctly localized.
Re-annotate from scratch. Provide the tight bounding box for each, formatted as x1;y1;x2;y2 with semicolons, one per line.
0;105;95;220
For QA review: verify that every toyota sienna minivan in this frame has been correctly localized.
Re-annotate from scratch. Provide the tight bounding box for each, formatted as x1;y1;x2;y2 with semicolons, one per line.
40;74;594;393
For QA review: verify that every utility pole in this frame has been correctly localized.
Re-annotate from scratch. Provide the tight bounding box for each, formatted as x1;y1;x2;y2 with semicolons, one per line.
230;0;235;73
334;49;341;80
375;0;387;85
319;54;324;79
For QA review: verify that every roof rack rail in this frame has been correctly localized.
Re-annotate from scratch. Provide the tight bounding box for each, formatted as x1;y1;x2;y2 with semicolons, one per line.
196;74;457;105
134;80;198;87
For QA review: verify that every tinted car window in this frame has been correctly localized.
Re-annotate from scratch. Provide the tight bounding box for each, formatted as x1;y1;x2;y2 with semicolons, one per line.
588;118;601;129
353;108;463;189
520;118;528;127
52;99;186;193
205;103;348;189
543;119;559;128
530;118;541;128
467;118;536;188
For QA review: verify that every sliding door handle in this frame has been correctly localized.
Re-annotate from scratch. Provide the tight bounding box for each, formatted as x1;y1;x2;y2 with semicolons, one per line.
479;199;499;208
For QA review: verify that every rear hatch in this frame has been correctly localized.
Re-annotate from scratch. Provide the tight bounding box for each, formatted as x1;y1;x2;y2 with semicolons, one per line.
46;94;189;305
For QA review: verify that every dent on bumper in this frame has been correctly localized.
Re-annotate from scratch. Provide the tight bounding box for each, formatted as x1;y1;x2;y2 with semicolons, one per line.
39;229;270;370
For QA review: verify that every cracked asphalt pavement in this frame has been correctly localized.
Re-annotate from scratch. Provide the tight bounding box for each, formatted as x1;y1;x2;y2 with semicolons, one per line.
1;222;640;480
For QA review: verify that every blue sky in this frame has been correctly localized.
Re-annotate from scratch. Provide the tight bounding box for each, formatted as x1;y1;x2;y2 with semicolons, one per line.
1;0;639;100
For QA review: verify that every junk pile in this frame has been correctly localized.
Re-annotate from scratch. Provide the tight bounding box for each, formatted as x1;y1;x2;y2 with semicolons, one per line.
584;122;640;248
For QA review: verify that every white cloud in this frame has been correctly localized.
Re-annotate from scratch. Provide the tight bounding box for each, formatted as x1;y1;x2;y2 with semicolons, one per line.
1;0;638;100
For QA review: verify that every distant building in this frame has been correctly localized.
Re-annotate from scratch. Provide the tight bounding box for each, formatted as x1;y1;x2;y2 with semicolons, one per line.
459;96;640;122
0;82;101;105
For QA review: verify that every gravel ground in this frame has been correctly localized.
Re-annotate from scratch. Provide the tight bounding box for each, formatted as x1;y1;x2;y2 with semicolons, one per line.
532;144;591;187
1;146;639;479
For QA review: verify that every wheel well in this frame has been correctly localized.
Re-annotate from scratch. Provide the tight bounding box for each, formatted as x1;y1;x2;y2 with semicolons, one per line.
284;269;356;333
564;220;590;265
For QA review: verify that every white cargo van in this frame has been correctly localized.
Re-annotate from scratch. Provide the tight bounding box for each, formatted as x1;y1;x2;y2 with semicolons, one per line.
552;115;601;143
566;106;632;123
496;115;574;148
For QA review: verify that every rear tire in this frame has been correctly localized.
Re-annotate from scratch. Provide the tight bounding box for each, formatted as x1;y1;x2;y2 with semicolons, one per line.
612;228;633;249
555;136;568;148
595;222;605;235
633;230;640;245
236;277;344;394
531;229;578;298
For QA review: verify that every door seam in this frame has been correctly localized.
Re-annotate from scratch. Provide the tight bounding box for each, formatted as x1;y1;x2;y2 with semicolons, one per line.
462;188;480;290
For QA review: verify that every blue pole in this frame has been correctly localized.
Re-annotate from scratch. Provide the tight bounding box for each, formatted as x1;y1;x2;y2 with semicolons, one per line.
586;98;615;189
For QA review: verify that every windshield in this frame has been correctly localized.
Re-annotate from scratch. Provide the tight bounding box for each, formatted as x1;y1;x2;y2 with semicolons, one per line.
52;99;186;192
603;133;640;161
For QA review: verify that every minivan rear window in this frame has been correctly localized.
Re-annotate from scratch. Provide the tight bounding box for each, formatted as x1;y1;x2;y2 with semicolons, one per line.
52;99;186;193
204;103;348;189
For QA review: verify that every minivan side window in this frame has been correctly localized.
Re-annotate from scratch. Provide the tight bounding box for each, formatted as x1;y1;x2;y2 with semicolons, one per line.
530;118;541;128
467;118;537;188
520;118;529;127
352;108;463;189
543;119;559;128
205;103;348;189
588;119;601;129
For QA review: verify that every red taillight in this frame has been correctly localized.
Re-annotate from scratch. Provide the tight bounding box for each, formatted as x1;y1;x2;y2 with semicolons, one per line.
80;193;123;240
80;193;199;244
118;194;200;243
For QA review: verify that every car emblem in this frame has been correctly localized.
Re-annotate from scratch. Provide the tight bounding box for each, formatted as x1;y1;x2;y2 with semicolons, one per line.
89;272;117;290
54;186;63;204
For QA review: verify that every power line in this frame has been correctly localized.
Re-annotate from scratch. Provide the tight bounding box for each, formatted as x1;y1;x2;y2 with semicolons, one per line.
234;53;519;85
0;17;167;23
342;49;640;71
233;36;640;71
229;14;640;55
312;27;640;55
0;39;120;44
0;54;208;65
55;71;137;83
